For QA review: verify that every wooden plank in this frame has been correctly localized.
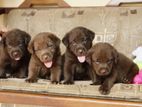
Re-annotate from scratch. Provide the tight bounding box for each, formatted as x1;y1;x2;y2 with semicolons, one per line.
0;79;141;102
19;0;70;8
120;2;142;6
58;0;70;7
19;0;31;8
0;91;141;107
20;0;58;7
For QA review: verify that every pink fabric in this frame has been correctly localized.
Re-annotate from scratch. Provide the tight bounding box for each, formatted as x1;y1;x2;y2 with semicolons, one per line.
133;70;142;84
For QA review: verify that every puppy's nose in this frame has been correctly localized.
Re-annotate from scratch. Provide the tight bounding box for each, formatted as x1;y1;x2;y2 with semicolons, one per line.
43;55;49;61
13;51;19;57
78;49;83;54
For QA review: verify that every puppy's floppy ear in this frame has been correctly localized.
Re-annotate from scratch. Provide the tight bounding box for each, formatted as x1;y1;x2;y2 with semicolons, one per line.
24;33;31;45
84;28;95;41
0;30;6;42
1;32;7;46
55;36;61;47
112;48;118;64
86;47;94;65
28;40;34;54
62;33;69;47
50;35;61;46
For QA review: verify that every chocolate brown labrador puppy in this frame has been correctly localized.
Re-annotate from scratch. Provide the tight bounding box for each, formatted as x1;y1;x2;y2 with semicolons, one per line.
0;29;31;78
86;42;139;95
25;32;62;83
62;26;95;84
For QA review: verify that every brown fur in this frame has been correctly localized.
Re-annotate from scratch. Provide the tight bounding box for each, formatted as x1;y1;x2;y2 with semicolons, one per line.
62;26;95;84
0;29;31;78
86;42;139;95
25;32;62;84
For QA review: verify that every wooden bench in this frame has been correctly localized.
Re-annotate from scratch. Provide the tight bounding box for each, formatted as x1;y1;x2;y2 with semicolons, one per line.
0;78;141;107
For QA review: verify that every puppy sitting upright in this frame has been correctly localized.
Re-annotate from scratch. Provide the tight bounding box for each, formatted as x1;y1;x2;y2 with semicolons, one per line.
86;43;139;95
25;32;61;83
0;29;31;78
62;26;95;84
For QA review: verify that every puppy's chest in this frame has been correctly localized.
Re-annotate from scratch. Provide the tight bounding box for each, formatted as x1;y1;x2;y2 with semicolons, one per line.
74;62;87;73
39;66;51;77
9;60;21;68
10;60;17;65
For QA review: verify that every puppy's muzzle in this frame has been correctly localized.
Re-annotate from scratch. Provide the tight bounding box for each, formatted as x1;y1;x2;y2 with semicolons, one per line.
99;68;110;75
11;50;22;61
99;68;108;74
41;53;53;62
76;48;86;63
98;64;110;76
41;53;53;68
78;48;84;54
76;48;86;56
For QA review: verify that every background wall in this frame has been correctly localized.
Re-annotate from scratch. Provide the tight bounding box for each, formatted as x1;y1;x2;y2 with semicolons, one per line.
64;0;110;7
0;14;7;29
0;0;24;7
6;7;142;56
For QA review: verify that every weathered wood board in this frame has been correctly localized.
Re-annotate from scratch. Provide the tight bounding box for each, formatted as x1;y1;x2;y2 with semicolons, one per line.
0;78;141;102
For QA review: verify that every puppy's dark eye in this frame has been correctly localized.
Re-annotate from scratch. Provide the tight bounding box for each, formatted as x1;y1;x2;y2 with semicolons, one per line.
83;41;87;44
7;45;12;48
107;59;113;64
19;44;23;47
48;44;53;47
93;60;100;64
34;49;40;51
49;44;53;47
95;61;100;64
83;39;87;44
51;49;55;53
72;42;76;46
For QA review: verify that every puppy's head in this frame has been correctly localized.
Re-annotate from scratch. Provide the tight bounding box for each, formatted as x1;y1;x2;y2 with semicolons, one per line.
62;26;95;63
28;32;60;68
3;29;31;61
86;43;118;76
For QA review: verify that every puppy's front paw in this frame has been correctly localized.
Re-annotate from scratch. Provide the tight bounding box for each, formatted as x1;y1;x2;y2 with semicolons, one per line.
123;78;130;83
122;77;132;84
11;74;26;78
51;81;59;84
91;81;101;85
99;85;110;95
25;78;37;83
63;80;74;85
